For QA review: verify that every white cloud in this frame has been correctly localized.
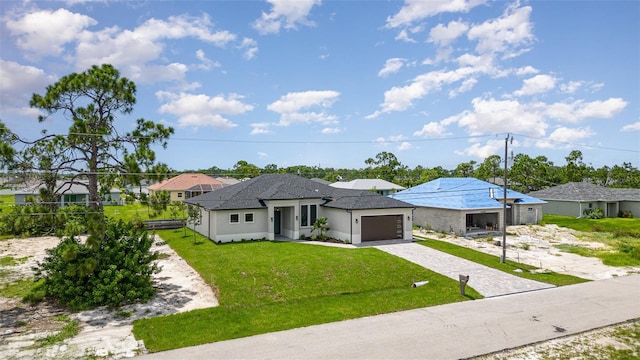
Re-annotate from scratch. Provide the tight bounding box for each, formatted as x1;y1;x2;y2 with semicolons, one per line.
321;127;342;134
459;139;504;159
536;126;595;149
449;77;478;97
378;58;406;77
240;38;259;59
5;8;96;58
267;90;340;126
514;74;557;96
621;122;640;132
253;0;322;35
413;121;446;137
157;92;253;129
467;4;534;56
0;60;57;117
257;152;269;159
369;67;477;117
515;66;539;75
428;20;469;47
375;137;388;147
395;29;416;43
456;97;548;137
250;122;273;135
386;0;487;28
545;98;628;123
194;49;221;71
397;141;412;151
560;80;584;94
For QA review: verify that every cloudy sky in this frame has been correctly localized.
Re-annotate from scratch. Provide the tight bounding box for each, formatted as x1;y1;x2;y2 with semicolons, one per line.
1;0;638;172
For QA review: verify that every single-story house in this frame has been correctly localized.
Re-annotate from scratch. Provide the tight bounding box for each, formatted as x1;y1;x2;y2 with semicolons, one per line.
390;177;545;236
330;179;406;196
148;173;228;202
529;182;640;218
14;181;122;206
184;174;415;244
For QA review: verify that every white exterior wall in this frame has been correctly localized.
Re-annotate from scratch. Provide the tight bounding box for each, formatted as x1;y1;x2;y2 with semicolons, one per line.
322;207;352;243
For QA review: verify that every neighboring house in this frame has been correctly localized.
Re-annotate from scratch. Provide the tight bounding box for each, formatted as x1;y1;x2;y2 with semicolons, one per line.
14;181;122;206
330;179;406;196
529;182;640;218
148;173;227;202
390;177;545;236
184;174;414;244
215;177;241;186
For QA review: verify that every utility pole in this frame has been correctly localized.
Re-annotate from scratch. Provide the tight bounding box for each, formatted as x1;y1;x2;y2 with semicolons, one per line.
502;134;513;263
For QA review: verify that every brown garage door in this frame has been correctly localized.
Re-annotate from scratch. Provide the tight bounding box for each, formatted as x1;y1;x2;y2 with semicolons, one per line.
361;215;403;241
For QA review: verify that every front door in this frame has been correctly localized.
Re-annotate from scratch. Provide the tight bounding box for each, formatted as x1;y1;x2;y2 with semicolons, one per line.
274;209;281;235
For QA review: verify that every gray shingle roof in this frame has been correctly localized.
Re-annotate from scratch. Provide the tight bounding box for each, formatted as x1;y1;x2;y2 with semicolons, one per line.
529;182;640;202
185;174;413;211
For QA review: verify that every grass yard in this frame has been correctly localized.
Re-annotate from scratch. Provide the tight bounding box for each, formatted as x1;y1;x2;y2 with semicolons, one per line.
413;235;588;286
543;214;640;235
133;229;482;352
543;215;640;266
104;203;182;222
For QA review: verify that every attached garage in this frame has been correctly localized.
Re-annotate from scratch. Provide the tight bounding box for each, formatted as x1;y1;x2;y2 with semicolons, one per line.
361;215;404;241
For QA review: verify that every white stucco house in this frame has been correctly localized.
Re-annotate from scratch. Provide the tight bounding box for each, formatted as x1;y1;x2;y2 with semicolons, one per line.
184;174;415;244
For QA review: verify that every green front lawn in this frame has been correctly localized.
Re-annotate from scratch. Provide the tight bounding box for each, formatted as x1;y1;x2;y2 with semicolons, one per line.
133;229;482;352
413;235;588;286
543;214;640;234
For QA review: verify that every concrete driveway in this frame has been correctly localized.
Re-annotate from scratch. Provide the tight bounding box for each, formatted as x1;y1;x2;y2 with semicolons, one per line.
373;242;555;297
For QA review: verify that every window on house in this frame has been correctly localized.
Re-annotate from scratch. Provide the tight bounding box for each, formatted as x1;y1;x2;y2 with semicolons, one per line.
245;213;254;223
310;204;317;225
301;205;308;226
177;192;183;198
528;207;533;212
230;213;239;223
589;203;593;209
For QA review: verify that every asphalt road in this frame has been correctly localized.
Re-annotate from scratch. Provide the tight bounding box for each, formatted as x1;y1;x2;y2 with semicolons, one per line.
138;274;640;360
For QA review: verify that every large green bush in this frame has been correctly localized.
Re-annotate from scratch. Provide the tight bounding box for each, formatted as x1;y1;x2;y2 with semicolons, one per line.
0;203;90;237
33;219;160;310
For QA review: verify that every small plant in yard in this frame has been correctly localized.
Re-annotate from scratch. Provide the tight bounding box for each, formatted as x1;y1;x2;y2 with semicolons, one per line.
521;243;531;250
34;316;80;347
311;217;330;239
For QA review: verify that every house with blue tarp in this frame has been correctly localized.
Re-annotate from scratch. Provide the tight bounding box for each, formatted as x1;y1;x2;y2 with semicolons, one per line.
389;177;545;236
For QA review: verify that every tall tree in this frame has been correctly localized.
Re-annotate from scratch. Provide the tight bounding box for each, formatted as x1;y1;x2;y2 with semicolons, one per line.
233;160;260;178
475;155;502;183
364;151;403;182
454;160;477;178
508;154;555;192
28;64;174;216
0;120;17;169
562;150;593;183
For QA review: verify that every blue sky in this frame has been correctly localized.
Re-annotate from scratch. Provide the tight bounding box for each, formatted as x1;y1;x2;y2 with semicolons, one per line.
1;0;638;172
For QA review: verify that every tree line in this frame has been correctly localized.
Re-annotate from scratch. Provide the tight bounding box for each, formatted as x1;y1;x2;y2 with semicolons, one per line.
192;150;640;193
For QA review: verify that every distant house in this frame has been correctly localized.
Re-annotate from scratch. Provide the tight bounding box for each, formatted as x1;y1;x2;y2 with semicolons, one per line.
330;179;406;196
185;174;414;244
529;182;640;218
14;181;122;206
148;173;228;202
390;177;545;236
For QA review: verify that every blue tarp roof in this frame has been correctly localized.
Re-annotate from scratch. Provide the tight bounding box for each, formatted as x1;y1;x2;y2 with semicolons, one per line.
389;177;545;210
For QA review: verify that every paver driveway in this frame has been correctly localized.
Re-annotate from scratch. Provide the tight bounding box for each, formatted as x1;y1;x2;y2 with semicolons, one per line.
373;242;555;297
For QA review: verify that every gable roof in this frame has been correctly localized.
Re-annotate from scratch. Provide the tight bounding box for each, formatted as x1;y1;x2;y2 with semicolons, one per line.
390;177;544;210
529;182;640;202
148;173;224;191
14;180;121;195
185;174;413;211
330;179;405;191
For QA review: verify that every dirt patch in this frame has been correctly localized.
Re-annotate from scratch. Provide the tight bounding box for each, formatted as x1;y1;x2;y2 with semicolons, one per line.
0;235;218;359
416;224;640;280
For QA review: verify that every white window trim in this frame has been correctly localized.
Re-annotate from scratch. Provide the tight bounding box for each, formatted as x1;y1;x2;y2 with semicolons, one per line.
229;213;240;224
244;212;254;223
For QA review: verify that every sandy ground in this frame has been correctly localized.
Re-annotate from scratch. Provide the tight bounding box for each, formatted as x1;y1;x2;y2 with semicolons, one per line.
0;235;218;359
1;225;639;359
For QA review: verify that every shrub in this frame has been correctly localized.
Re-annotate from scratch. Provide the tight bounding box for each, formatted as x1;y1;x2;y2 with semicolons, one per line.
32;219;160;310
582;207;604;219
618;210;634;219
618;240;640;260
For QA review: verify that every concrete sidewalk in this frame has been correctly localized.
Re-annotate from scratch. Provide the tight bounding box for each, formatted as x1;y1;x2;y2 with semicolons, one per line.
138;274;640;360
374;242;554;297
